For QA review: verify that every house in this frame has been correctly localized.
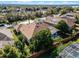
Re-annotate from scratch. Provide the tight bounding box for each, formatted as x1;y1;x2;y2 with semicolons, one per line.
0;32;14;48
45;16;62;24
15;22;48;40
45;16;75;28
15;21;59;41
60;12;76;27
0;28;13;39
48;26;59;38
0;27;14;48
63;18;75;28
60;12;76;19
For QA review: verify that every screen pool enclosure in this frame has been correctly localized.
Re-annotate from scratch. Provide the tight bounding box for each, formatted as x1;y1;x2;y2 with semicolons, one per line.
59;43;79;58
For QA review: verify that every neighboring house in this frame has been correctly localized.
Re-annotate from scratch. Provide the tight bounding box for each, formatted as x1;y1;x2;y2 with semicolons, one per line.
0;32;14;48
60;12;76;19
63;17;75;28
45;15;75;28
15;21;59;41
60;12;76;27
48;25;59;38
0;28;13;39
45;16;62;24
0;28;14;48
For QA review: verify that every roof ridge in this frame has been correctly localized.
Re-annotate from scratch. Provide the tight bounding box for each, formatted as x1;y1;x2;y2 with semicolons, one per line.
32;23;37;38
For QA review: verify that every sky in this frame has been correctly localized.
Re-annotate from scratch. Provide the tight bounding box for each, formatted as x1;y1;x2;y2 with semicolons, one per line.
0;0;79;5
0;0;79;1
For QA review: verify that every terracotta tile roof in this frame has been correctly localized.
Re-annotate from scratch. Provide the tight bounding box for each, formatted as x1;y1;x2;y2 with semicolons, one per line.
18;22;49;39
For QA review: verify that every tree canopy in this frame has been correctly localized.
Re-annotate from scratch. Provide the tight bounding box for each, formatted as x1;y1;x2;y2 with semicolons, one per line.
60;6;73;15
30;29;53;52
55;20;72;35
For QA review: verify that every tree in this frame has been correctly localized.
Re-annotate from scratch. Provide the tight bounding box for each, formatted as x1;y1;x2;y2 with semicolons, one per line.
2;45;21;58
50;47;58;58
30;13;36;20
54;20;72;35
14;33;31;58
45;8;54;16
60;9;67;15
15;41;25;53
60;6;73;15
30;29;53;52
3;45;11;57
35;11;43;18
0;49;4;58
21;45;30;57
6;13;17;23
45;8;59;16
61;6;73;12
6;47;21;58
1;39;31;58
75;7;79;11
50;7;60;14
1;32;31;58
14;40;31;58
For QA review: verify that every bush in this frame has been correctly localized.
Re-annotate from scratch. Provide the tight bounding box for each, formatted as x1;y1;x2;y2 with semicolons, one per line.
30;29;53;52
2;45;21;58
76;38;79;43
55;20;72;35
0;49;4;58
50;47;58;58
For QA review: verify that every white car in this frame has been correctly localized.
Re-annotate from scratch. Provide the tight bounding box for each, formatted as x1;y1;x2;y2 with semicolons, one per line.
4;24;12;28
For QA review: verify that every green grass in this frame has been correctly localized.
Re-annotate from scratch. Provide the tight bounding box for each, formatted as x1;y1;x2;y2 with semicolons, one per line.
53;37;63;42
76;38;79;43
13;33;19;41
57;41;73;54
